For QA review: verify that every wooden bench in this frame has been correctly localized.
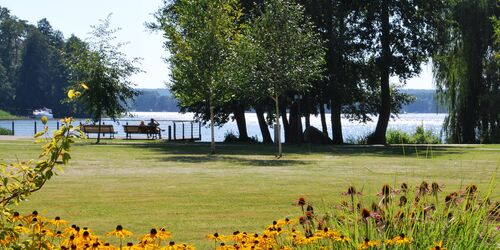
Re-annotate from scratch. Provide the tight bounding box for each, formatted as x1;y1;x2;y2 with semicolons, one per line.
81;125;116;139
123;125;162;139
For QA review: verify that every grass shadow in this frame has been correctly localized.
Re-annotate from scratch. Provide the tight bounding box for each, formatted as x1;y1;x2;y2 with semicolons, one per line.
161;155;309;166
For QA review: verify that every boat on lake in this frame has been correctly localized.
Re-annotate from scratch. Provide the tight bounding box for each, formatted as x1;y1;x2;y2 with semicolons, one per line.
32;108;53;119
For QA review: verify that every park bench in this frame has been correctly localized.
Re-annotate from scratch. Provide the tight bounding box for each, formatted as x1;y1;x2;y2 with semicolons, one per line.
81;125;116;139
123;125;162;139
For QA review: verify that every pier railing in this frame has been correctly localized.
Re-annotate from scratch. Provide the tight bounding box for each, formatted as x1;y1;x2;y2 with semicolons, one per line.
0;119;202;141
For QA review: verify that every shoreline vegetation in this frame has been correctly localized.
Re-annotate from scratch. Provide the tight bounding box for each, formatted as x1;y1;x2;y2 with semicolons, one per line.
0;109;21;120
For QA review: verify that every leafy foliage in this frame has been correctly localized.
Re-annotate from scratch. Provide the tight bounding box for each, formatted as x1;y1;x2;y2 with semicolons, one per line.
434;0;499;143
0;117;81;248
386;125;441;144
151;0;246;153
66;15;140;143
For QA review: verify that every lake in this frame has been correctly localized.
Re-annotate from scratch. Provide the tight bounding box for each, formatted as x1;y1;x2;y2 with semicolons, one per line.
0;112;446;142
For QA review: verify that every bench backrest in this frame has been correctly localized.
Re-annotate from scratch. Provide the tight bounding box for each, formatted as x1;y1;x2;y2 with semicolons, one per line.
123;125;157;133
81;125;115;133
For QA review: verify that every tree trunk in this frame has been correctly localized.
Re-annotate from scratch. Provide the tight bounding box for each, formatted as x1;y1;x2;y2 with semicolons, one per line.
370;0;391;145
275;95;282;158
256;106;273;143
289;102;299;144
280;101;290;143
210;100;215;154
304;96;310;129
319;101;328;136
96;114;102;144
331;99;343;144
234;104;249;140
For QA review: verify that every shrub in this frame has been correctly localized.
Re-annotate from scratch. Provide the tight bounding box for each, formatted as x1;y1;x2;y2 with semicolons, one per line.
0;127;12;135
387;125;441;144
223;131;258;143
345;134;369;145
412;125;440;144
386;129;413;144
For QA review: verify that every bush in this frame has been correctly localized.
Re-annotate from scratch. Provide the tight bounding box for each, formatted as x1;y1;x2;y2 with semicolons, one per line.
345;134;369;145
0;127;12;135
412;125;440;144
223;131;258;143
386;125;441;144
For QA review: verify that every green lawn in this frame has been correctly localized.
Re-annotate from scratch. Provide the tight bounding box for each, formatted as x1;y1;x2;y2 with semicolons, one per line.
0;140;498;248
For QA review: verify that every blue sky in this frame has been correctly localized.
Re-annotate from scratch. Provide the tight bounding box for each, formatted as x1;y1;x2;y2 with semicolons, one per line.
0;0;434;89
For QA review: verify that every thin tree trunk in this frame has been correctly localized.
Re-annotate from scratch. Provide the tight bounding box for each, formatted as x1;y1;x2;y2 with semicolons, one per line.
234;104;249;140
256;106;273;143
210;99;215;154
97;117;102;144
281;102;290;143
331;99;343;144
275;95;282;158
289;102;299;144
319;101;328;136
370;0;391;145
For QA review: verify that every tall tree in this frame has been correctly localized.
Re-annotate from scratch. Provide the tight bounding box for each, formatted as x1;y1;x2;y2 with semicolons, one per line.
68;16;140;143
151;0;245;154
360;0;445;144
233;0;325;156
15;27;52;111
434;0;498;143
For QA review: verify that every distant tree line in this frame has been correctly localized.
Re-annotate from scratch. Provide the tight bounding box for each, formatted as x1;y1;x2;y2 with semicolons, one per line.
0;6;88;117
131;89;446;114
129;89;179;112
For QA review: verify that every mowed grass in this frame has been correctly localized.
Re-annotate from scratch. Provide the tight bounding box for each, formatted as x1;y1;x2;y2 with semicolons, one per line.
0;139;499;248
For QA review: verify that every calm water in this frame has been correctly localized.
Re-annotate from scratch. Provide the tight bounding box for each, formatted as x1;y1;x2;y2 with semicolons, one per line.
0;112;446;142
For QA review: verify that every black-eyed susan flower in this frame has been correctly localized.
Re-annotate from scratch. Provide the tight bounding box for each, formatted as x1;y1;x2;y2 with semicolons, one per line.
50;216;68;228
157;227;172;240
430;241;447;250
358;238;380;249
206;232;224;241
106;225;133;238
385;233;412;245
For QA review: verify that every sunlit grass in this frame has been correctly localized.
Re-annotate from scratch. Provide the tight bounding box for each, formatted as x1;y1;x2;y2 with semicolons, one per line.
0;139;498;248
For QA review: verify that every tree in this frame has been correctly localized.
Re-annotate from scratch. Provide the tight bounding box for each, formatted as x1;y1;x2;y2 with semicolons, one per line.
359;0;445;144
233;0;325;157
151;0;245;154
433;0;498;143
68;16;140;143
15;27;52;111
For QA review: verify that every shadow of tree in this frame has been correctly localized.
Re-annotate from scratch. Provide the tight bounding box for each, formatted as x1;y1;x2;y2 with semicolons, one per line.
161;155;309;167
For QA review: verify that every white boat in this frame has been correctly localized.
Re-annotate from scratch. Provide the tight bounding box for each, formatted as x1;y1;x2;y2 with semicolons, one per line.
32;108;54;119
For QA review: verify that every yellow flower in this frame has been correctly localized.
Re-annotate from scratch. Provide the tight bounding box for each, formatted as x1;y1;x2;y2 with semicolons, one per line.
50;216;68;228
430;241;447;250
358;238;381;250
68;89;76;99
106;225;133;238
10;212;23;223
41;116;48;124
385;234;412;245
206;232;225;242
14;225;30;234
157;227;172;240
